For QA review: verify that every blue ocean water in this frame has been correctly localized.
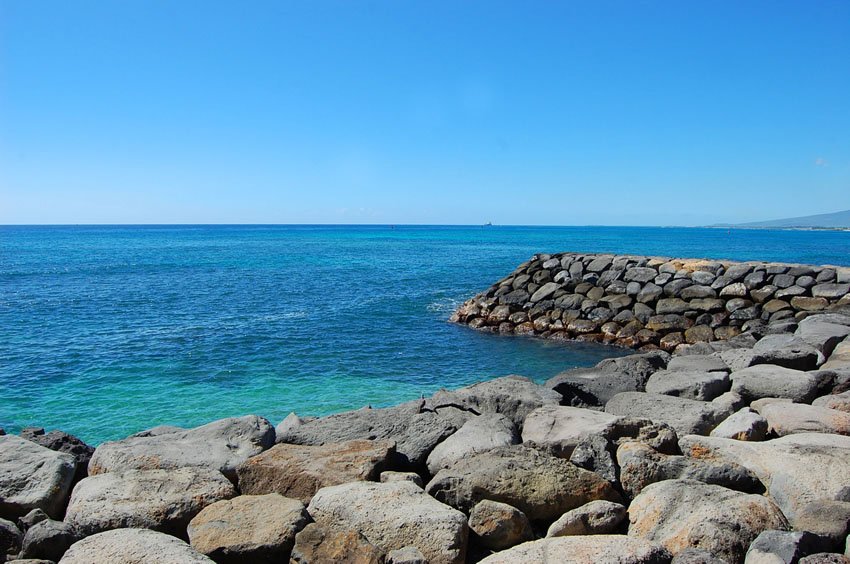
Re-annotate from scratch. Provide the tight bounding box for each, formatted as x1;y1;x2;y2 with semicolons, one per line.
2;225;849;445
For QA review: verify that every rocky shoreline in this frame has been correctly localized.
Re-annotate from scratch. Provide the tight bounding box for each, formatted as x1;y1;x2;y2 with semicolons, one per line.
2;254;850;563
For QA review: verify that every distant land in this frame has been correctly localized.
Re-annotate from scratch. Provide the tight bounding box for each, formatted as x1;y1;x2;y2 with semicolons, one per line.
711;209;850;230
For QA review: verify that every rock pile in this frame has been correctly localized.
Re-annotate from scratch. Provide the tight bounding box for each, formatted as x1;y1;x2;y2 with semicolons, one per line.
451;253;850;351
2;256;850;563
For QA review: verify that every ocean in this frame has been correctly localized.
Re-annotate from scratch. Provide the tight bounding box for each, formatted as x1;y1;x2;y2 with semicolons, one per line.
2;225;849;444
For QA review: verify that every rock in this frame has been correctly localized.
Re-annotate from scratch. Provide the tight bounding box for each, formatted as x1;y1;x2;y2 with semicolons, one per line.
187;493;308;563
679;433;850;527
17;509;48;531
670;548;727;563
645;370;730;401
823;338;850;372
278;399;470;469
616;441;762;498
793;297;831;311
0;435;75;519
681;286;717;300
799;554;850;563
468;500;533;550
546;352;670;408
666;355;729;373
18;429;94;482
797;320;850;357
380;471;423;488
813;284;850;300
64;467;236;537
0;517;22;558
710;408;769;441
570;434;618;483
477;535;672;564
628;479;788;562
638;283;664;303
626;268;659;283
521;406;619;458
530;281;559;302
794;500;850;549
730;364;822;403
745;530;824;564
307;481;468;564
750;334;823;371
605;392;732;437
546;500;627;537
274;413;309;444
236;439;394;504
290;523;384;564
387;546;428;564
813;391;850;413
720;283;748;297
425;445;621;520
89;415;275;482
19;519;76;562
59;528;214;563
760;402;850;436
426;414;519;474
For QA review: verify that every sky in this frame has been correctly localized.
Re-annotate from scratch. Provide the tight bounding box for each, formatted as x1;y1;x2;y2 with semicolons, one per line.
1;1;849;226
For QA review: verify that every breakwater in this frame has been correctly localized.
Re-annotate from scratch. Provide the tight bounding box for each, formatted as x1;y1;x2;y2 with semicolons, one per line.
451;252;850;351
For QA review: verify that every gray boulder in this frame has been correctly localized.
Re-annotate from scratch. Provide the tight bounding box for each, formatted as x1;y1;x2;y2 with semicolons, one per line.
679;433;850;527
18;429;94;483
797;320;850;357
19;519;76;562
0;517;22;558
628;479;788;562
605;392;732;436
521;405;620;458
0;435;76;520
666;355;729;374
750;334;824;371
187;493;309;563
760;402;850;436
380;471;423;488
670;548;727;563
710;408;769;441
546;500;627;537
64;467;236;537
468;500;533;550
730;364;823;403
307;481;468;564
387;546;428;564
570;434;619;483
477;535;672;564
89;415;275;482
426;414;519;475
745;530;824;564
546;352;670;408
59;528;214;563
793;500;850;551
425;445;622;520
645;370;730;401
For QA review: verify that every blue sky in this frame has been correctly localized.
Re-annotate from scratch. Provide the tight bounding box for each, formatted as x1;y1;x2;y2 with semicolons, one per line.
1;1;848;225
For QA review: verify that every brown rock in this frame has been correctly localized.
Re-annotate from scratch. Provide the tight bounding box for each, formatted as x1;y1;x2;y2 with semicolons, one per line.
290;523;385;564
792;297;830;311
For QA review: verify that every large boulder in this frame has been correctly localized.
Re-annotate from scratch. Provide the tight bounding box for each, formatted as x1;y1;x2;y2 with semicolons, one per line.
88;415;275;482
64;467;235;537
0;435;76;519
730;364;823;403
277;399;471;469
680;433;850;527
628;479;788;562
468;499;533;551
187;493;308;563
307;481;468;564
814;391;850;413
797;319;850;357
760;402;850;436
749;334;824;371
546;352;670;408
546;500;627;537
426;414;519;475
616;441;762;499
236;439;394;504
521;405;620;458
19;428;94;482
477;535;672;564
605;392;732;436
645;370;730;401
59;528;214;563
425;445;622;520
426;375;563;429
290;523;385;564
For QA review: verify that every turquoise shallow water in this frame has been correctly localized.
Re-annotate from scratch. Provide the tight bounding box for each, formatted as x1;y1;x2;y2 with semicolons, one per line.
2;225;849;444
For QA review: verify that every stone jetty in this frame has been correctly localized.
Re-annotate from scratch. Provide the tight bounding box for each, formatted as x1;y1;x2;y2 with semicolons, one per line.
2;254;850;563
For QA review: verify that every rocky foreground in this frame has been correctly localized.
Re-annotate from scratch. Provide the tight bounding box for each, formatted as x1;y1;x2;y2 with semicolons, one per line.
3;258;850;563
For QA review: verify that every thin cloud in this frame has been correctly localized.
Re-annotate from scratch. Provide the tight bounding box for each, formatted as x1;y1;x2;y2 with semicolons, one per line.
815;157;828;167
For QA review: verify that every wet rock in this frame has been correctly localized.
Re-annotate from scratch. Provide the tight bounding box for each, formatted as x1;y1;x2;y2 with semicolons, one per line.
605;392;732;437
628;479;788;562
307;481;468;564
710;408;769;441
468;500;533;550
477;535;672;564
425;445;621;520
237;439;394;504
0;435;75;520
60;528;214;563
187;493;308;563
89;415;275;482
546;500;627;537
290;523;384;564
521;405;619;458
427;414;519;474
64;467;236;537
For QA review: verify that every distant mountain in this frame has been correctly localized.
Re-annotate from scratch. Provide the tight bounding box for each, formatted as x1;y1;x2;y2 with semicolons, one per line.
717;209;850;229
